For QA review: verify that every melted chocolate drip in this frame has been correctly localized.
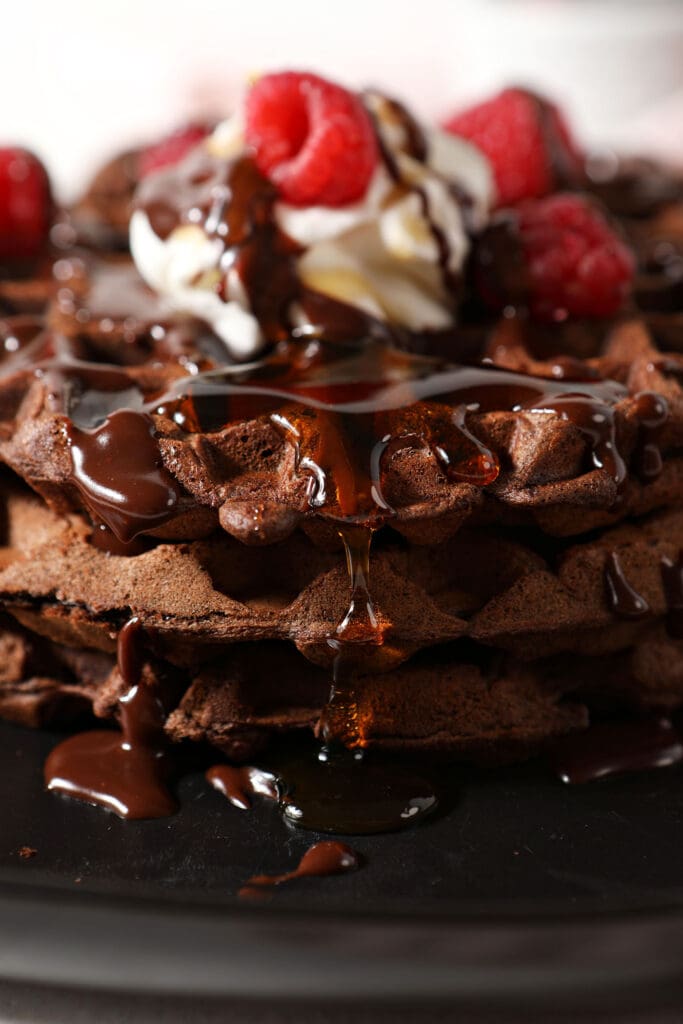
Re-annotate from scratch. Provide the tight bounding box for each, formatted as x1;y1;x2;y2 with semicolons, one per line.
89;523;156;556
65;409;182;543
44;617;177;818
206;764;278;810
548;717;683;784
660;552;683;638
604;551;651;620
238;841;360;900
632;391;668;481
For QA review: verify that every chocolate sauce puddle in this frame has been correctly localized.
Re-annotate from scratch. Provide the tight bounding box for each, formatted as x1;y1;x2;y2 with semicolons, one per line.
548;717;683;784
44;617;177;818
238;841;360;900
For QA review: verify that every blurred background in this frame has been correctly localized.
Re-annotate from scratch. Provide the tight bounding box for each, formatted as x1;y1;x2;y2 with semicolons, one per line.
3;0;683;197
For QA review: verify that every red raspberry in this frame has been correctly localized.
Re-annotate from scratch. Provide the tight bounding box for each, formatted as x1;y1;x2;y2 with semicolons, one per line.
245;71;378;206
139;123;211;178
0;148;52;265
443;88;582;207
517;194;635;320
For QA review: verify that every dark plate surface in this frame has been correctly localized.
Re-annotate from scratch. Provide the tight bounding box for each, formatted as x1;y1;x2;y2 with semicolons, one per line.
3;719;683;1006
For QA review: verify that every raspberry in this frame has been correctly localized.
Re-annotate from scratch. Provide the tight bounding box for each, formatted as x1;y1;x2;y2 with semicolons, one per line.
245;71;378;206
139;123;211;178
443;88;582;207
517;194;635;320
0;148;52;265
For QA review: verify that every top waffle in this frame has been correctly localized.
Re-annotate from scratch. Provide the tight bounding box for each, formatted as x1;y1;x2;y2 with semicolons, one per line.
0;266;682;550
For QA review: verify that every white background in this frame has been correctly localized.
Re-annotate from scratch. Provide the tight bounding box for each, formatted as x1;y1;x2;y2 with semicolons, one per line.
3;0;683;199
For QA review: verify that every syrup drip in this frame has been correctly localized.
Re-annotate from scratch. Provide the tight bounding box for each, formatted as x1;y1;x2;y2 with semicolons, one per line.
604;551;651;620
660;552;683;639
318;524;380;749
44;617;177;818
548;717;683;784
238;841;360;900
206;764;278;810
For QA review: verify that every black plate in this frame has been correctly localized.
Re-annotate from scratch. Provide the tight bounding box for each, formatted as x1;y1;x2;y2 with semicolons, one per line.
3;719;683;1007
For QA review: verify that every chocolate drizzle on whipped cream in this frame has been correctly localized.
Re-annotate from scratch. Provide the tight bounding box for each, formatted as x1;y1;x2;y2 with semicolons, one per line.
136;151;301;345
131;87;494;357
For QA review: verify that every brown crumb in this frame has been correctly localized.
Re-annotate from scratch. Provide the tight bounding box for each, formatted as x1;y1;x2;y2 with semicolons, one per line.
18;846;36;859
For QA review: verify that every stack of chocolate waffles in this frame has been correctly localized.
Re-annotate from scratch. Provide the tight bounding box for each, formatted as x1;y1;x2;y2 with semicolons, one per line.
0;75;682;827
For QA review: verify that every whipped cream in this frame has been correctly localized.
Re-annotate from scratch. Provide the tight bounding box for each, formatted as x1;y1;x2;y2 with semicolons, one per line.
131;90;494;358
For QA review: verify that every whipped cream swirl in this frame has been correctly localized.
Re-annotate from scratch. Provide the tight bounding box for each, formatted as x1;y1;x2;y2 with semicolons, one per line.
130;90;494;359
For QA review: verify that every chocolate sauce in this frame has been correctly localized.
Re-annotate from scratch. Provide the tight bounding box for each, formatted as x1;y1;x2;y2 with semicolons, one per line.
206;763;278;810
632;391;668;481
65;409;181;542
44;617;177;818
660;552;683;638
238;840;360;899
136;152;300;345
604;551;651;620
548;717;683;784
366;93;459;298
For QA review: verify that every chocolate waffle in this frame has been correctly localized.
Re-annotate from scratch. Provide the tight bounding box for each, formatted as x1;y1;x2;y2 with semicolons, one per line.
0;75;682;830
